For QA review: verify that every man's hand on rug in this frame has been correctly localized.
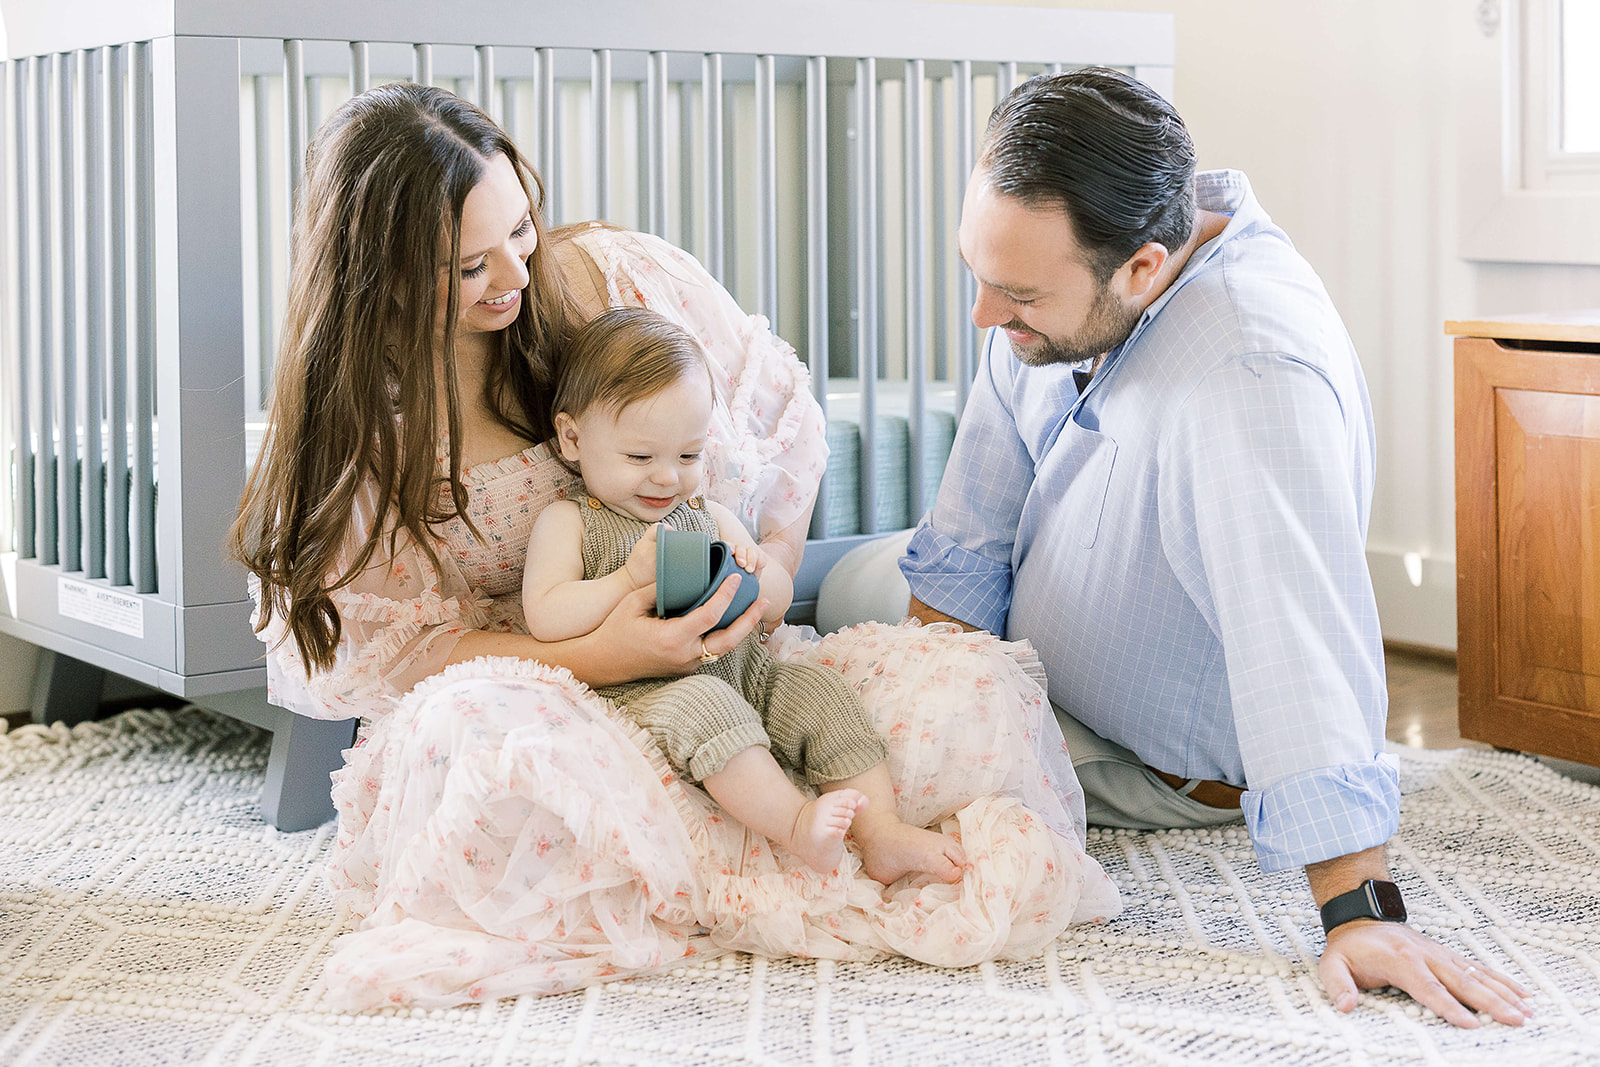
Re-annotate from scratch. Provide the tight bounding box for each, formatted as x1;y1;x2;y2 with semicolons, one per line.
1318;920;1533;1028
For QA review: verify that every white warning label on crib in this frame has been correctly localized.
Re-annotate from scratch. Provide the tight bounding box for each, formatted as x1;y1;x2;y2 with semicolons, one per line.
57;577;144;639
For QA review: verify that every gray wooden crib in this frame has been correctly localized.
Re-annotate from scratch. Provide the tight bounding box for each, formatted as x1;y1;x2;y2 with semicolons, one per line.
0;0;1174;828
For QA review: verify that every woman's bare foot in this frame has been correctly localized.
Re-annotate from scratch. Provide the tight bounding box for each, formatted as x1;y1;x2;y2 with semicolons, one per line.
786;790;867;873
851;818;965;885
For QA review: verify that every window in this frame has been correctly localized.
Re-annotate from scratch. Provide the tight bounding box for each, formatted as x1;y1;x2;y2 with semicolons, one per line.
1458;0;1600;263
1521;0;1600;189
1559;1;1600;152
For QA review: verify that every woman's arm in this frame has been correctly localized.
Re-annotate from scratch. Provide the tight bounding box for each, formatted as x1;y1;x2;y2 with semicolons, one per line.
256;477;769;714
449;574;767;686
754;496;814;581
708;500;792;626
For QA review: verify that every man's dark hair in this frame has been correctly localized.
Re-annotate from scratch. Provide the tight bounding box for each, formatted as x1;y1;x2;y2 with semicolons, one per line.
978;68;1196;282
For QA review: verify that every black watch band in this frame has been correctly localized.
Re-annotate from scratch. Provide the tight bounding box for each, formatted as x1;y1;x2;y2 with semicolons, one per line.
1320;879;1407;936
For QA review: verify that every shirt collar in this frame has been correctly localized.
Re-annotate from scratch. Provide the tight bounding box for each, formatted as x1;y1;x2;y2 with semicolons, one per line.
1100;169;1268;361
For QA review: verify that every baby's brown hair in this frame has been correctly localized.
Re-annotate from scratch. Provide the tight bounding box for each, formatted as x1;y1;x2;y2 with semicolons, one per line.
552;307;713;423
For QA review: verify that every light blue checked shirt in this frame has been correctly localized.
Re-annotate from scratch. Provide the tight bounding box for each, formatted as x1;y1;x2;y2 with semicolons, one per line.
903;170;1397;873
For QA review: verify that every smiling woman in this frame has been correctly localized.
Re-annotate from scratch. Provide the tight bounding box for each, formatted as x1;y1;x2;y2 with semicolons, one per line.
444;153;533;342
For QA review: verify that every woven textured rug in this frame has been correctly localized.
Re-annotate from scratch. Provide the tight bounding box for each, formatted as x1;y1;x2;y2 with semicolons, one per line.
0;707;1594;1066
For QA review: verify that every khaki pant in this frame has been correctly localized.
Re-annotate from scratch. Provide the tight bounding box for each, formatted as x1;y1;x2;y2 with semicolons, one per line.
1051;703;1245;831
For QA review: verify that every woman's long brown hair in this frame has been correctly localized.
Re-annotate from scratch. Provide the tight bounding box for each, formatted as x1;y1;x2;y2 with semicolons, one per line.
230;83;578;673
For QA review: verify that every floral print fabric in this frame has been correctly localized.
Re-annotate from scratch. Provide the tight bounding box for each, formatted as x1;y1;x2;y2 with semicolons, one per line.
322;628;1119;1009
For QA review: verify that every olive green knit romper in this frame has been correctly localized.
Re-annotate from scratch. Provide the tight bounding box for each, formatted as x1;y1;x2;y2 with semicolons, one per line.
584;496;886;785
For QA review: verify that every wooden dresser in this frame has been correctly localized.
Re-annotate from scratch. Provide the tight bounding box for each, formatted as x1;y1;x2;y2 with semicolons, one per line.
1449;312;1600;766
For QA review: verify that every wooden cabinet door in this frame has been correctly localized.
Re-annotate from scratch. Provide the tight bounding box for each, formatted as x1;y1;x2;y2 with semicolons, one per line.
1456;337;1600;765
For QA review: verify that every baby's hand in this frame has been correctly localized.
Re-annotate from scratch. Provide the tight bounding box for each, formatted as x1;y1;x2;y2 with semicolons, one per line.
624;524;662;590
731;541;768;577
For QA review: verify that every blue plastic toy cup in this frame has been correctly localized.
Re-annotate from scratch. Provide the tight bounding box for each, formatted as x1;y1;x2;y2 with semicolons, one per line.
655;525;759;632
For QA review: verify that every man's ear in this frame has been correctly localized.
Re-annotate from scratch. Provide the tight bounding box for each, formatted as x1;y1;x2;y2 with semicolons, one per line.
553;412;582;462
1118;242;1170;301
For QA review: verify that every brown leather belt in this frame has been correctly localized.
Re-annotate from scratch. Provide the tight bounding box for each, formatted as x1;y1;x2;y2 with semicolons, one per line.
1147;767;1244;810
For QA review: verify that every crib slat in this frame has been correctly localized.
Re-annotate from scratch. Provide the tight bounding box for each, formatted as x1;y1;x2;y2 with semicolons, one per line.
591;49;610;221
304;75;322;143
721;70;738;288
252;75;273;408
855;56;879;536
284;40;306;222
755;54;777;324
702;52;723;283
874;71;886;396
645;51;667;238
499;74;516;147
12;60;34;560
955;59;976;417
35;55;57;567
107;45;129;587
633;59;649;235
905;58;927;525
83;48;107;579
57;52;82;573
131;40;157;594
930;73;947;384
998;60;1017;101
412;43;432;87
535;48;556;219
475;45;494;117
676;79;694;253
349;42;370;96
805;55;830;542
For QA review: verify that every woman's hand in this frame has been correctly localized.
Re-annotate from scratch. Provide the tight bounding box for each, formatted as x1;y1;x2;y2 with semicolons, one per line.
592;575;768;681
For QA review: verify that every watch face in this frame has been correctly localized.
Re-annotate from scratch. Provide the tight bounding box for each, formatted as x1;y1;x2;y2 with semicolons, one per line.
1370;880;1407;920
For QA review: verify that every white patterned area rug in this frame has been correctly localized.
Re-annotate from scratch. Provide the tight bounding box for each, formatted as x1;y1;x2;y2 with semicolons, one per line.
0;707;1595;1066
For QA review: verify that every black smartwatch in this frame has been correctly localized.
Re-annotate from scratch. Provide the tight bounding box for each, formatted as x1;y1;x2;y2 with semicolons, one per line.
1320;879;1407;936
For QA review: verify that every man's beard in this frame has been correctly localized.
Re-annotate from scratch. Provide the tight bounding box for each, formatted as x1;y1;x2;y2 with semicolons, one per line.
1006;279;1140;368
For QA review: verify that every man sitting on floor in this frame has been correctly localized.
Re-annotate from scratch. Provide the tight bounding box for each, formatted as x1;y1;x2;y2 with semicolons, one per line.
901;68;1529;1029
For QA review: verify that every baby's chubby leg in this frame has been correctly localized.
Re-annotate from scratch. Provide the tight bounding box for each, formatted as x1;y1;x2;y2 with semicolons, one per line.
823;762;965;885
702;747;865;875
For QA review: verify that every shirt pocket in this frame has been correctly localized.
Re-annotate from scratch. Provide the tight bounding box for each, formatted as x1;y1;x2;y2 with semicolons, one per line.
1053;420;1118;549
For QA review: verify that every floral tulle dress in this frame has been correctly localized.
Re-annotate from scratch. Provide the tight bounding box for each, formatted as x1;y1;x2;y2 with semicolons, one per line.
252;227;1120;1010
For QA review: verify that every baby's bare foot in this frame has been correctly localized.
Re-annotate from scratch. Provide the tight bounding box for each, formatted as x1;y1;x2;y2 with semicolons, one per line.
787;790;867;873
853;819;965;885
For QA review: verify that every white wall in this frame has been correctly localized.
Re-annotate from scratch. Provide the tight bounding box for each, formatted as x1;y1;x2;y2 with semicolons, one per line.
943;0;1600;650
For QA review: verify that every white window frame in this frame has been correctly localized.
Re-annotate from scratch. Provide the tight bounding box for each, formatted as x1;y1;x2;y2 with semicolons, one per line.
1459;0;1600;264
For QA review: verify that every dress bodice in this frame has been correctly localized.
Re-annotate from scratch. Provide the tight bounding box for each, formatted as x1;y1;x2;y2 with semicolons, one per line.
436;442;582;598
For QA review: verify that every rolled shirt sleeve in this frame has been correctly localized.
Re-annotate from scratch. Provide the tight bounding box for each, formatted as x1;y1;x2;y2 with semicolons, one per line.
901;329;1036;635
1243;757;1400;873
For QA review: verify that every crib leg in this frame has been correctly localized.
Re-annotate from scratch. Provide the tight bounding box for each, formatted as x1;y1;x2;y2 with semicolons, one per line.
30;650;108;728
198;688;358;832
260;711;358;832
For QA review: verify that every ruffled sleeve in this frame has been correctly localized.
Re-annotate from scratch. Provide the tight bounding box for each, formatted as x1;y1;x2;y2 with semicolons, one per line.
568;225;828;540
250;480;494;721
